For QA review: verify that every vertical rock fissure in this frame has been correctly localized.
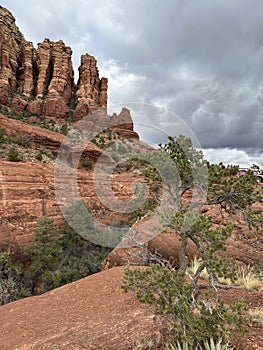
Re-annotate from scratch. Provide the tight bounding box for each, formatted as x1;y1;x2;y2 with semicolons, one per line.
32;53;39;98
44;54;54;96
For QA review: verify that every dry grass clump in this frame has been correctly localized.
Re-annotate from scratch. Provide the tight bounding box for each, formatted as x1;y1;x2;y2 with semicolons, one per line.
187;257;262;290
248;308;263;325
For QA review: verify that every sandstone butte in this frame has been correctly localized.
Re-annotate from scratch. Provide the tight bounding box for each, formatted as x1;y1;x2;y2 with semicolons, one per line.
0;6;263;350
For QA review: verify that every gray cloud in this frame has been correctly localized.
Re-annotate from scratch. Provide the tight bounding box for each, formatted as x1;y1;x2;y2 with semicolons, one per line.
1;0;263;167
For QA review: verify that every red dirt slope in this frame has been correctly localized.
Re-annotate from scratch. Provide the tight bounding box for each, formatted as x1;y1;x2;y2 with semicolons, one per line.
0;267;158;350
0;267;262;350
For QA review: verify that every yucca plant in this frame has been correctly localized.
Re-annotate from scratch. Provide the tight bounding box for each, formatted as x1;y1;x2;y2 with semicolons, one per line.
167;338;233;350
168;341;192;350
203;338;233;350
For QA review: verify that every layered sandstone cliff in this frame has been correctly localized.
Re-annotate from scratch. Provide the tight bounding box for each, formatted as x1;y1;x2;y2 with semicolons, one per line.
0;6;107;120
0;111;139;250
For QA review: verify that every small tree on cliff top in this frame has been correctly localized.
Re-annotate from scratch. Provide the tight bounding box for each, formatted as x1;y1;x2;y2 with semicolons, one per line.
122;135;263;347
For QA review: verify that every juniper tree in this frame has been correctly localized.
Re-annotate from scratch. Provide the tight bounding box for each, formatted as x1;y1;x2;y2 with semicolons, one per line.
122;135;263;347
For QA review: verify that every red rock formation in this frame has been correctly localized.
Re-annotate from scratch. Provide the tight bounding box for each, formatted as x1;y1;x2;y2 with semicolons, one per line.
99;75;108;107
0;155;141;252
35;38;52;97
74;54;108;119
0;113;105;158
74;108;139;139
31;39;74;119
0;112;138;249
0;6;24;104
21;41;34;97
102;230;198;270
111;107;134;131
110;107;139;139
0;6;108;121
11;96;27;114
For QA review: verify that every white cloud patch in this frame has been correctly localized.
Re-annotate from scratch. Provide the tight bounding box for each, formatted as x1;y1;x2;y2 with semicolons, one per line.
100;60;149;105
203;148;263;168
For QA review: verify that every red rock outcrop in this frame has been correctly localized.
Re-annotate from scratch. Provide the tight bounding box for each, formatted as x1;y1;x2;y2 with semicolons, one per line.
103;199;263;269
21;41;34;97
74;54;108;120
0;6;107;120
75;107;139;139
110;107;134;131
0;113;104;158
102;228;198;270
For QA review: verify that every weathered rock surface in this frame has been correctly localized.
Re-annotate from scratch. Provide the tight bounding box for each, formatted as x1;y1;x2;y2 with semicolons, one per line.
0;267;159;350
0;159;125;251
0;6;107;120
0;161;59;250
102;230;198;270
110;107;134;131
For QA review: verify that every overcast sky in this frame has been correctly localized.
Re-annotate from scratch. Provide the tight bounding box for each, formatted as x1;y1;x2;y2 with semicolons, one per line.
1;0;263;167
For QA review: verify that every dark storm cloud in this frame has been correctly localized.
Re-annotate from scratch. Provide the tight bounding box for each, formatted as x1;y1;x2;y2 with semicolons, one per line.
1;0;263;166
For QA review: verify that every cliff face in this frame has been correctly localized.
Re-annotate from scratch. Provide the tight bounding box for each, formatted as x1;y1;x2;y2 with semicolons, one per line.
0;6;107;120
0;111;139;251
0;6;141;251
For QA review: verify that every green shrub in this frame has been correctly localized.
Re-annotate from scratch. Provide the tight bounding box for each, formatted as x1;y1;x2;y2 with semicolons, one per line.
91;135;108;149
60;124;69;135
8;147;21;162
15;134;32;147
122;265;247;347
24;218;110;293
0;250;28;305
37;146;54;159
0;128;6;143
81;158;93;170
0;128;6;138
35;152;43;161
